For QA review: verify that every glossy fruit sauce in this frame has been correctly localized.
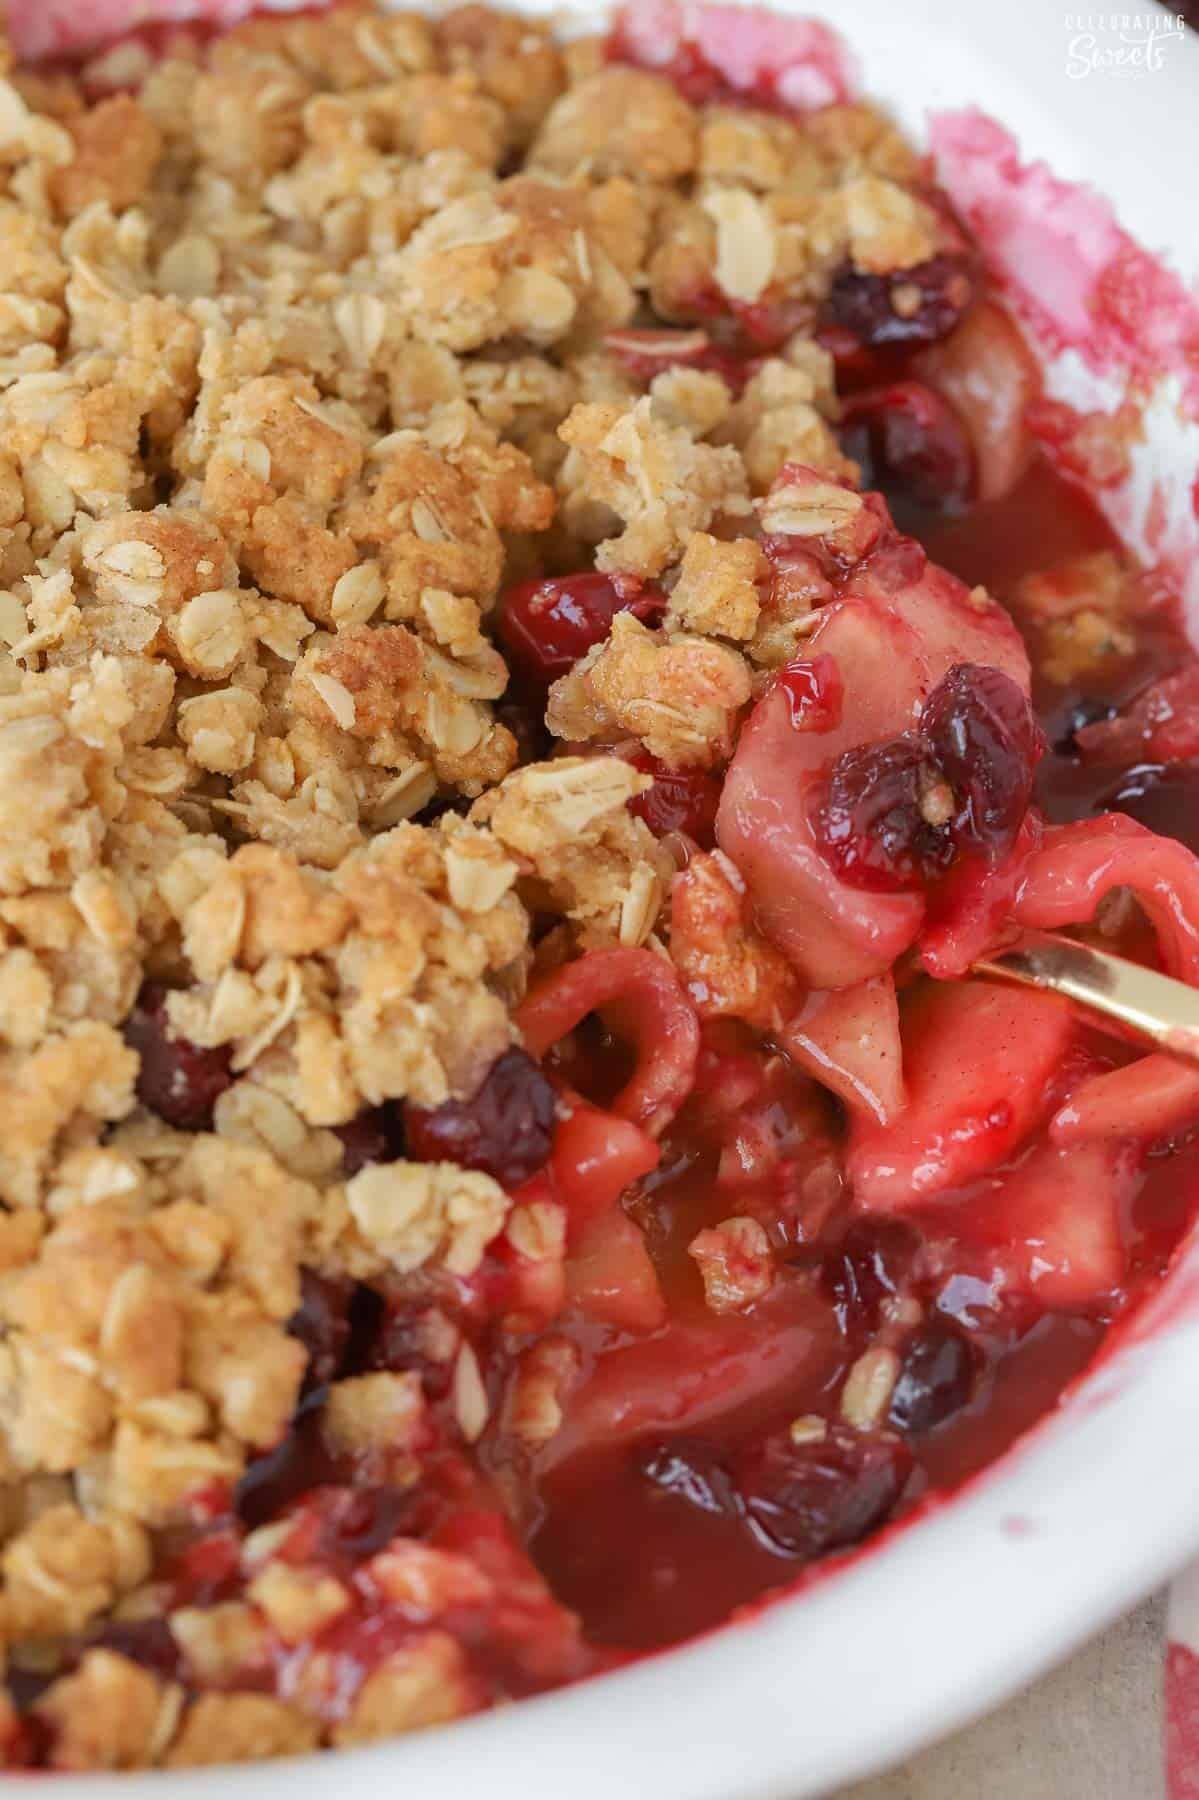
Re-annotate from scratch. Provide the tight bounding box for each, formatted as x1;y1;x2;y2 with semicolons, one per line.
509;457;1199;1654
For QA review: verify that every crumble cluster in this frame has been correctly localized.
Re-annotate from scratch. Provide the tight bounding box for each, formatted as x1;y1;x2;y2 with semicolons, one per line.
0;0;996;1768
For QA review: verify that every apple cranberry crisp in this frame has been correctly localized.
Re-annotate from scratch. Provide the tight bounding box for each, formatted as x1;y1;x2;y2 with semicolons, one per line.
0;0;1195;1773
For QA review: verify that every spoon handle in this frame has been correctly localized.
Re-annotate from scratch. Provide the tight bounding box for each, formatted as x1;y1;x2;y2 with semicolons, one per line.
974;930;1199;1071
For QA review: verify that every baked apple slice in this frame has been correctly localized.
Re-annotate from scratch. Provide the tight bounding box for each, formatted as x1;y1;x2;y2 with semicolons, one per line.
718;468;1030;989
848;982;1076;1209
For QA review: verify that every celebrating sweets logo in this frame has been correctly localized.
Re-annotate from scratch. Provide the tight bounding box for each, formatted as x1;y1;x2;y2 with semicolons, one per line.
1064;11;1187;77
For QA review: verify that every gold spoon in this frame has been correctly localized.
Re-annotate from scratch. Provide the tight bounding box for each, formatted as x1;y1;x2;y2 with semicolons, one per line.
974;930;1199;1069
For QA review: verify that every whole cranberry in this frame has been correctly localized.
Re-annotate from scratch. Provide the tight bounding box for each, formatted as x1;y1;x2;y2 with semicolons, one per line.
405;1048;557;1189
626;750;721;845
888;1321;980;1434
815;735;955;892
820;255;975;352
335;1104;405;1176
288;1270;354;1390
822;1218;923;1336
124;982;233;1131
84;1618;184;1682
920;664;1046;866
496;572;666;687
839;382;975;517
635;1437;739;1518
733;1423;912;1559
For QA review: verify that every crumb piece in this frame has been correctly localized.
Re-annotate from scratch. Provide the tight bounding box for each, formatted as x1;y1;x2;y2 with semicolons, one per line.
321;1369;426;1457
840;1346;900;1428
470;756;670;945
50;95;163;217
840;176;940;274
530;68;697;182
547;611;751;769
3;1504;149;1639
332;1631;480;1746
166;1694;320;1767
169;1601;271;1683
665;532;764;640
345;1161;510;1277
248;1562;352;1645
688;1216;774;1313
503;1335;579;1445
367;1540;493;1613
701;187;777;304
670;851;799;1028
558;397;749;576
35;1651;178;1771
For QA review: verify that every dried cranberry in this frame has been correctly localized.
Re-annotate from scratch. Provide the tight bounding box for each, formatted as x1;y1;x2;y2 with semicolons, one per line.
635;1437;739;1518
815;735;955;892
124;982;233;1131
889;1321;980;1434
777;653;844;734
84;1617;184;1682
920;664;1046;865
733;1423;912;1559
497;572;666;688
626;750;721;845
820;255;975;353
405;1047;557;1188
822;1218;923;1336
335;1104;405;1176
839;382;975;517
288;1270;354;1390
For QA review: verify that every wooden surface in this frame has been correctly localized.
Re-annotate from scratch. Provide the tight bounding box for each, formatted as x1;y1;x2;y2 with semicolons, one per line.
839;1595;1164;1800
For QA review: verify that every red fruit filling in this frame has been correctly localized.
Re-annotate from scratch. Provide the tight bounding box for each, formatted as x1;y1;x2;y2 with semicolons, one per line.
814;663;1045;894
288;1271;356;1391
334;1104;406;1175
733;1425;913;1559
820;254;976;354
625;748;722;844
635;1437;740;1517
816;735;954;893
405;1048;558;1188
1075;662;1199;765
517;946;700;1134
497;572;666;687
888;1322;980;1433
125;981;233;1130
920;663;1046;862
776;652;844;733
822;1218;924;1337
839;381;975;517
